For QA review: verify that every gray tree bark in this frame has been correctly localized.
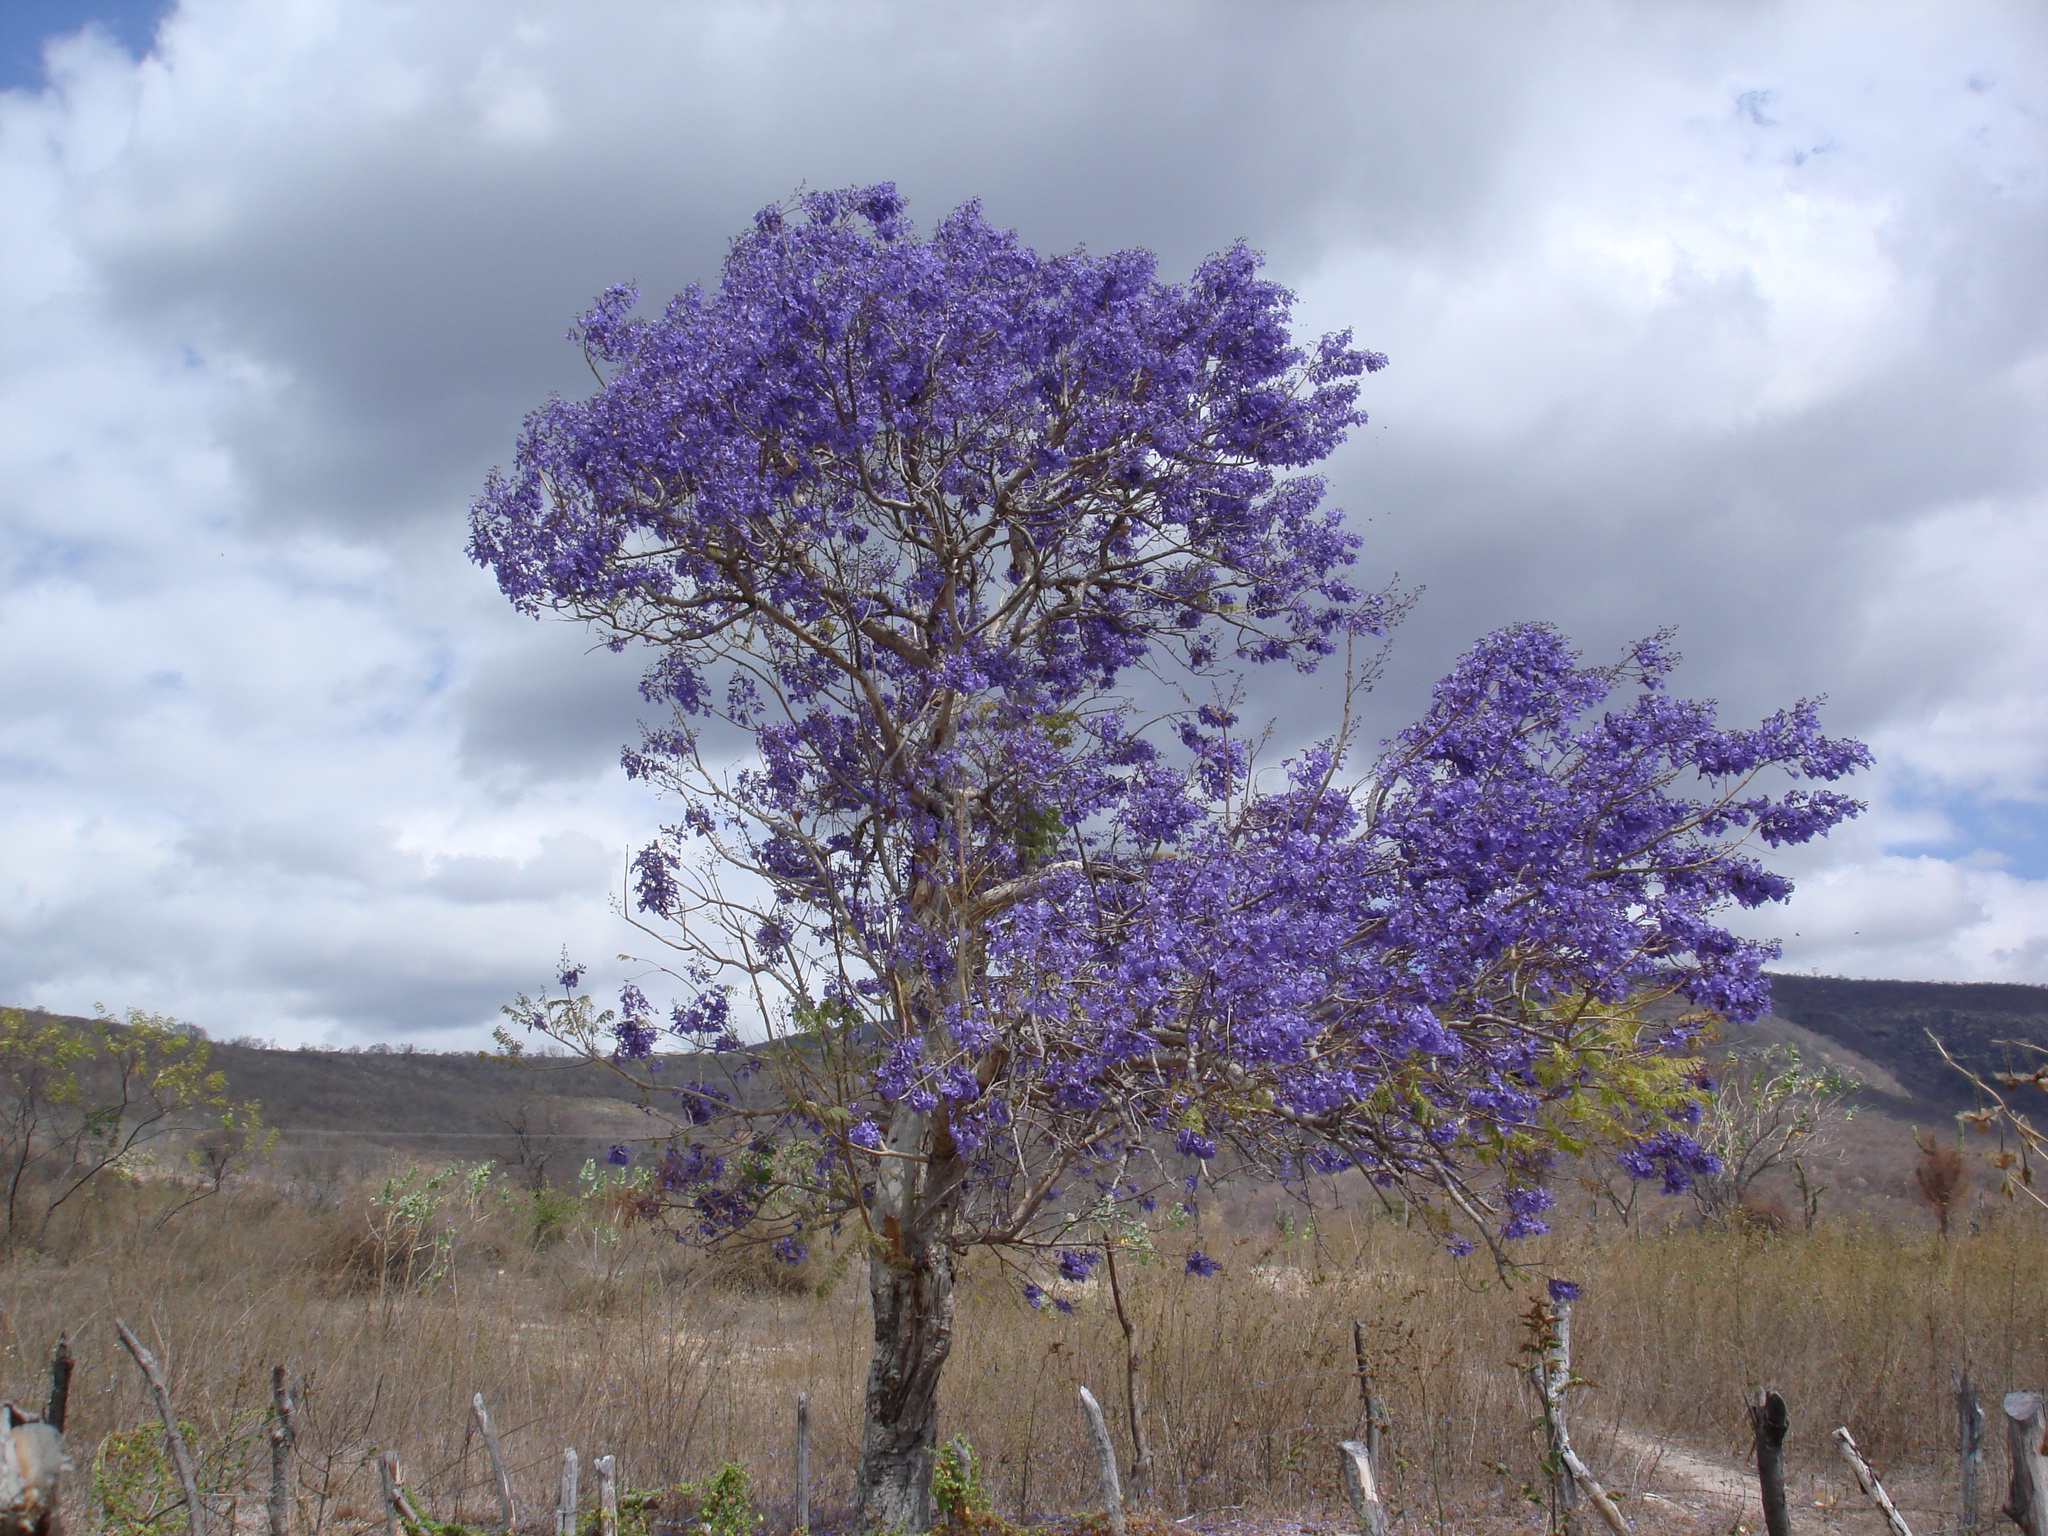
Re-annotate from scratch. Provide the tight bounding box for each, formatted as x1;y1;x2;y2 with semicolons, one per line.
2004;1393;2048;1536
852;1107;959;1536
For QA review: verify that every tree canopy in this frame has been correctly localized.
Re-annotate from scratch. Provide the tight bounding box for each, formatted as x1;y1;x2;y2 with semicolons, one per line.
470;184;1869;1530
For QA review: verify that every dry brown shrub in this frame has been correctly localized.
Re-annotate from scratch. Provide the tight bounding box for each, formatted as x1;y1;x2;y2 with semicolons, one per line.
1914;1133;1969;1235
5;1166;2046;1536
1732;1192;1793;1233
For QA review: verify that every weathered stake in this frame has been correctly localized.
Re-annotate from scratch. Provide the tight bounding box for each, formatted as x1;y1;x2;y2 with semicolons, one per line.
1103;1246;1154;1506
1958;1372;1983;1536
2004;1392;2048;1536
269;1366;298;1536
1352;1320;1385;1488
596;1455;619;1536
472;1394;516;1536
375;1451;403;1536
1833;1427;1915;1536
1337;1439;1388;1536
44;1336;72;1433
557;1447;581;1536
796;1393;811;1536
1748;1390;1790;1536
115;1319;209;1536
1529;1298;1628;1536
1077;1386;1126;1536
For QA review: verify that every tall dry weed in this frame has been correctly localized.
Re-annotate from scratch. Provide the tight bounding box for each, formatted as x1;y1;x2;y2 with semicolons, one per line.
2;1169;2044;1535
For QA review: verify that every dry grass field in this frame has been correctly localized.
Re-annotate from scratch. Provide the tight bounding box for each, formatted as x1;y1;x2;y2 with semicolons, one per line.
5;1152;2044;1536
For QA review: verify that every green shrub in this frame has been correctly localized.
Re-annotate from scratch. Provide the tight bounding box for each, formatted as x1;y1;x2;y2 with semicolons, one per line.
933;1438;990;1519
687;1463;760;1536
90;1418;258;1536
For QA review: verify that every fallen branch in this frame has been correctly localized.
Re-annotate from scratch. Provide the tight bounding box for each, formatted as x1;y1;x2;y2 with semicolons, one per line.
1835;1426;1915;1536
115;1320;208;1536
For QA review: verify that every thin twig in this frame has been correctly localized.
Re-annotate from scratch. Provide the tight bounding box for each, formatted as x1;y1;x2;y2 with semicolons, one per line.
115;1320;208;1536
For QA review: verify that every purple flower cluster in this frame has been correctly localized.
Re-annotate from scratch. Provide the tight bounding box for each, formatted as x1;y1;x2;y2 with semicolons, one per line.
469;186;1867;1272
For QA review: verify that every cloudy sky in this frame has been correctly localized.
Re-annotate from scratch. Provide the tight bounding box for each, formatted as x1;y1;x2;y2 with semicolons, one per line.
1;0;2042;1047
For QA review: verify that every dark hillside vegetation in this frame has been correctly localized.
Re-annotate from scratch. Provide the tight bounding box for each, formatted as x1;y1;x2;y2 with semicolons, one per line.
1763;972;2048;1112
13;970;2041;1205
31;968;2039;1137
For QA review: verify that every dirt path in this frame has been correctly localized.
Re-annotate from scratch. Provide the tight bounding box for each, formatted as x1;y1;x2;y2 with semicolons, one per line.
1610;1427;1756;1504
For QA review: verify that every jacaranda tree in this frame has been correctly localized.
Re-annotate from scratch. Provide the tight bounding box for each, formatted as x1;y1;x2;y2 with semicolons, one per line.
470;185;1868;1531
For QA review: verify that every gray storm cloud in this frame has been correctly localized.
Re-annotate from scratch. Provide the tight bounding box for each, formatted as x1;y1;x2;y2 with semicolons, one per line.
1;0;2043;1042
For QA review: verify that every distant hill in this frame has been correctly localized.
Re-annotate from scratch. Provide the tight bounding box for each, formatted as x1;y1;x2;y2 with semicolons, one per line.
15;972;2048;1164
1759;972;2048;1113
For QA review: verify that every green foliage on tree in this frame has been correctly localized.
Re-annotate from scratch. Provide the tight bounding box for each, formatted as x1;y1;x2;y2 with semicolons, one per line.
0;1006;269;1249
1690;1044;1857;1225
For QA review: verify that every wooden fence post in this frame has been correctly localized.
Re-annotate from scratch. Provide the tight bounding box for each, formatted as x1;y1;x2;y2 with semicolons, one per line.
44;1336;72;1433
2004;1392;2048;1536
1352;1321;1385;1490
269;1366;298;1536
557;1447;581;1536
1076;1386;1126;1536
376;1451;406;1536
596;1455;619;1536
796;1393;811;1536
1748;1390;1790;1536
1337;1440;1388;1536
1528;1297;1628;1536
115;1320;208;1536
472;1394;516;1536
1958;1372;1983;1536
1833;1427;1914;1536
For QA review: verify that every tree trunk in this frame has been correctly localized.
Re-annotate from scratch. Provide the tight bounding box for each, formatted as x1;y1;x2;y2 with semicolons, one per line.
853;1179;958;1533
1103;1246;1154;1505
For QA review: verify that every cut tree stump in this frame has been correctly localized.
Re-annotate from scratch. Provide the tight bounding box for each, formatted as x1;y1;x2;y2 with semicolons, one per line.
1077;1386;1126;1536
269;1367;297;1536
472;1394;515;1536
1958;1372;1983;1536
595;1455;618;1536
557;1447;580;1536
1337;1439;1388;1536
2005;1392;2048;1536
1748;1390;1791;1536
796;1394;811;1536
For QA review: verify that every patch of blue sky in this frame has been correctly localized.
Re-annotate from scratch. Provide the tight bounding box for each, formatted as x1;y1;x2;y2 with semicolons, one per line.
0;0;175;93
1888;787;2048;881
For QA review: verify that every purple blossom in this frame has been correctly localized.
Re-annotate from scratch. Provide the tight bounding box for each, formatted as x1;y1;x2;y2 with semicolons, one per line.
1499;1185;1555;1241
606;1145;632;1166
1184;1251;1222;1277
1547;1278;1581;1304
468;185;1869;1510
1175;1128;1218;1160
614;985;658;1061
